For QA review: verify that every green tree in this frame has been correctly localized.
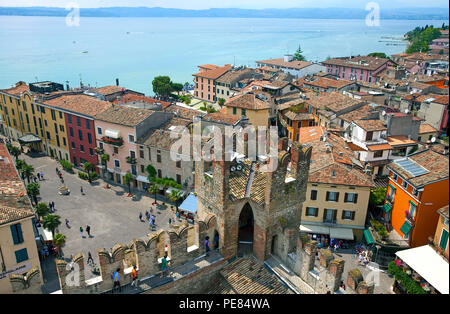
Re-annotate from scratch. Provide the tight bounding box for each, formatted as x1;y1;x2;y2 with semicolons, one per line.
53;233;66;257
123;173;134;195
148;183;160;204
146;165;157;182
368;52;388;59
21;163;34;184
9;146;22;162
168;189;183;212
171;82;184;94
293;45;306;61
100;154;110;167
36;203;50;220
26;182;40;204
152;76;173;98
218;98;225;107
83;162;96;183
42;214;61;237
15;159;25;172
369;187;387;207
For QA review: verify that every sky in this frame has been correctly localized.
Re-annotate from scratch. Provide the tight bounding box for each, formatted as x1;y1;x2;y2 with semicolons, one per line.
0;0;448;9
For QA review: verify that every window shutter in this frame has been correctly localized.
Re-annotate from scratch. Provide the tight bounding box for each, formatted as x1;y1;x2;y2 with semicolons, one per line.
315;208;319;217
10;225;19;245
326;192;330;201
15;248;29;263
344;193;349;202
332;210;337;221
354;194;358;204
351;212;356;220
335;192;340;202
341;211;345;220
323;209;328;220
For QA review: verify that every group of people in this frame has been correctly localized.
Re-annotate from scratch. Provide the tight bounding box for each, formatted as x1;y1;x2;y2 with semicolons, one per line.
311;234;345;252
80;225;92;238
356;244;373;266
40;244;58;259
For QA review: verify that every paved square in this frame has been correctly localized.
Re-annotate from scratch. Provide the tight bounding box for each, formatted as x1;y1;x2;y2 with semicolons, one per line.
22;155;176;279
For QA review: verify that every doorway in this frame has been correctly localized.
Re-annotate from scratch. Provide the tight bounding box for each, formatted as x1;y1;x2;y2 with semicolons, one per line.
237;203;254;256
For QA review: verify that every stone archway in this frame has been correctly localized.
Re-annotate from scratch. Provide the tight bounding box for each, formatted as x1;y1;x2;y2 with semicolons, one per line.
237;202;254;256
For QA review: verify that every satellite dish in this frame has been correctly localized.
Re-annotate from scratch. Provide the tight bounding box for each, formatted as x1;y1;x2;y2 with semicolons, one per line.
405;109;409;114
230;166;236;172
236;165;243;171
382;110;386;116
431;137;436;143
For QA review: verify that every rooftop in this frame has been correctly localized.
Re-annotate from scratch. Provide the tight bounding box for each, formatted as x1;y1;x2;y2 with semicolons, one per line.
225;93;271;110
305;91;363;113
353;119;387;132
388;149;449;188
322;56;391;71
438;205;449;219
111;93;171;108
93;85;126;96
193;64;233;80
1;81;30;97
203;111;243;125
95;105;154;127
164;104;205;121
216;68;254;84
303;77;354;89
43;94;112;118
256;58;312;70
386;135;417;147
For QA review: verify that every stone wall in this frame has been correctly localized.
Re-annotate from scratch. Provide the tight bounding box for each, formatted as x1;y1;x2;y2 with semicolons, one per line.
54;215;217;294
9;268;42;294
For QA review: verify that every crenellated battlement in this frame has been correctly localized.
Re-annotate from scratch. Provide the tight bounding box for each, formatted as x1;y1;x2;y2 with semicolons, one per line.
9;268;42;294
54;215;218;294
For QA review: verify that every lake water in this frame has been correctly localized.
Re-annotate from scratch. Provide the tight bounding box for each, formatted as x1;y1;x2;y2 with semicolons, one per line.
0;16;446;95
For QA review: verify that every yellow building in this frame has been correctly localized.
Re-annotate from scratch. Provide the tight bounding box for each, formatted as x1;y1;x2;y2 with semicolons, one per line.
433;205;449;259
0;143;42;293
299;134;373;241
224;92;272;128
0;82;70;161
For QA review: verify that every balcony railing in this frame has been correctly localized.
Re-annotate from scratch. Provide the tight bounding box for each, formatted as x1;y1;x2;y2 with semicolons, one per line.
101;136;123;146
322;219;337;225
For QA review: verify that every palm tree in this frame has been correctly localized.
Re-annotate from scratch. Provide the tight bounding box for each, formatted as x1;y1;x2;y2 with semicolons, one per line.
26;182;40;204
123;173;134;195
145;164;157;182
21;164;34;184
168;189;183;212
148;184;160;205
53;233;66;257
83;162;96;183
42;214;61;237
9;145;22;162
36;203;49;220
15;159;25;172
100;154;110;178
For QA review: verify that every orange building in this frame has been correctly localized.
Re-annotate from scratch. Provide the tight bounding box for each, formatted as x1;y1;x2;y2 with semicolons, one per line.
278;99;316;142
384;149;449;248
193;64;232;102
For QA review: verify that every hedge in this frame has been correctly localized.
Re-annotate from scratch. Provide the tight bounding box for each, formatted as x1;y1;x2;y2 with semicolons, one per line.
370;219;389;238
59;159;73;173
78;171;88;180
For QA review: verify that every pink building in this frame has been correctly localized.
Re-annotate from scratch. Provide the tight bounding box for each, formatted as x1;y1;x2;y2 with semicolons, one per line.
94;105;157;185
321;56;394;83
429;38;449;50
193;64;232;102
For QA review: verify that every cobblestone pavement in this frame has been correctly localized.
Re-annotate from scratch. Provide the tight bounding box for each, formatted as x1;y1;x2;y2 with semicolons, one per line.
22;154;180;280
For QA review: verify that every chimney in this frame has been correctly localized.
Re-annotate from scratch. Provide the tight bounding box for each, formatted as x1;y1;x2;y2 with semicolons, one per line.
116;78;119;86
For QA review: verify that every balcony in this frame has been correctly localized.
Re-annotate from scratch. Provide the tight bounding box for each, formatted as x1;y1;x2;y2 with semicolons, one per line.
126;156;137;164
101;136;123;147
322;219;337;226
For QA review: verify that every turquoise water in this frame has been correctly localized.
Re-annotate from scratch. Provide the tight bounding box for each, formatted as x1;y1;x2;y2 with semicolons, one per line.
0;16;446;95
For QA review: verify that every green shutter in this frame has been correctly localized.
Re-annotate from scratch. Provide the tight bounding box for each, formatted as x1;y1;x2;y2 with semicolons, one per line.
10;225;19;244
15;248;28;263
383;203;392;213
16;223;23;243
389;184;397;190
439;229;449;250
400;221;412;236
364;229;374;245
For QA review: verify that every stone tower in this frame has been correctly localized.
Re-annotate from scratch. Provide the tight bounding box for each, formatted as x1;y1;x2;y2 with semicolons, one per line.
195;137;312;261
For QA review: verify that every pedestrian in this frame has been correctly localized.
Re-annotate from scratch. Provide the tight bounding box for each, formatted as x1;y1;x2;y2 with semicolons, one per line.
145;210;149;220
86;225;91;237
65;218;70;228
61;177;64;184
139;212;143;222
131;266;138;288
149;220;153;229
59;172;62;179
160;253;169;277
40;171;44;180
87;252;94;264
80;186;84;195
151;215;155;225
168;217;172;225
56;167;59;174
205;236;210;257
51;201;55;211
112;268;121;293
80;226;84;238
48;202;53;212
37;172;40;180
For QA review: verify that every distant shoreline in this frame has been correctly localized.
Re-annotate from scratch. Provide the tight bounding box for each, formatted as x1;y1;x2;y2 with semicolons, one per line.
0;7;448;20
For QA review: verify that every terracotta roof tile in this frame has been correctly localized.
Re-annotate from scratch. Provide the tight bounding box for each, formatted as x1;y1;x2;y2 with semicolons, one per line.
304;91;363;113
353;119;387;132
225;93;270;110
322;56;391;71
419;123;438;134
94;86;126;96
203;112;242;125
1;82;30;97
95;105;153;127
43;94;112;117
256;58;312;70
367;143;392;151
386;135;416;147
111;94;170;107
164;104;205;120
302;77;353;89
193;64;232;79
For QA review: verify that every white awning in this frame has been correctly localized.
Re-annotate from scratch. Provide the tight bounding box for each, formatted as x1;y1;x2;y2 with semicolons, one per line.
329;227;354;240
299;224;330;235
37;226;53;242
395;245;449;294
105;129;120;139
136;175;149;183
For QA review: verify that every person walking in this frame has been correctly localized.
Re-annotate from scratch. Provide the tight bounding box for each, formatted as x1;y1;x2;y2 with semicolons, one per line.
131;266;138;288
80;226;84;238
87;252;94;264
168;217;172;225
56;167;59;174
40;171;44;180
80;186;84;195
139;212;143;222
37;172;40;180
160;253;169;277
51;201;55;211
48;202;53;212
86;225;91;237
65;219;70;228
205;236;210;257
112;268;121;293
